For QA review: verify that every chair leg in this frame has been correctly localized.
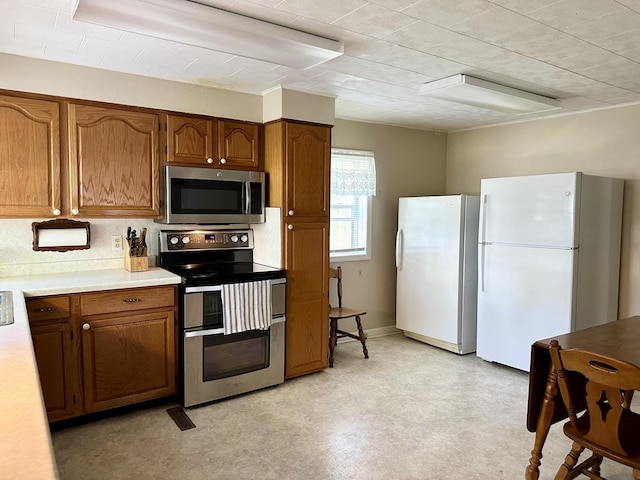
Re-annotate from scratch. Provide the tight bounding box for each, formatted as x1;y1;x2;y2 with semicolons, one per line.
329;318;337;368
355;316;369;359
589;455;603;478
554;442;584;480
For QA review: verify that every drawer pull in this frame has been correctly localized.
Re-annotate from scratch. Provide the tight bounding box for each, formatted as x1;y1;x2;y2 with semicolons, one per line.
122;298;141;303
35;307;57;313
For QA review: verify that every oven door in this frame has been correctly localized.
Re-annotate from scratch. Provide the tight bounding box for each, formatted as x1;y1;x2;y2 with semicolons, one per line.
181;279;286;407
183;319;285;407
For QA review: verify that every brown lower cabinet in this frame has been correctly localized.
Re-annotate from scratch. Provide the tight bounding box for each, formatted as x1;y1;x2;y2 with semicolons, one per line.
27;285;177;422
30;321;79;422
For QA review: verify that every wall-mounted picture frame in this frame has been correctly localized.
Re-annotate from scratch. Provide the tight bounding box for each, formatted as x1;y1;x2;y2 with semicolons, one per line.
32;219;91;252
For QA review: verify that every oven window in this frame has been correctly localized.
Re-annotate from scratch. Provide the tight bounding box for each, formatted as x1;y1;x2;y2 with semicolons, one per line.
171;178;243;214
202;329;270;381
202;291;223;329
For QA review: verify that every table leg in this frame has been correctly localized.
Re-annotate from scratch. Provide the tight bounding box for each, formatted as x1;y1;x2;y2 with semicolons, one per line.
525;366;559;480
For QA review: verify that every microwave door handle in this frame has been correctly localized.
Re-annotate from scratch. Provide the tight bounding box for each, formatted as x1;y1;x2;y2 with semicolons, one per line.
245;181;251;214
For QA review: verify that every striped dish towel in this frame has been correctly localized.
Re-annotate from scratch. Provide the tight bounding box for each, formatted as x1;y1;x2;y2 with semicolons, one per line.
222;280;272;334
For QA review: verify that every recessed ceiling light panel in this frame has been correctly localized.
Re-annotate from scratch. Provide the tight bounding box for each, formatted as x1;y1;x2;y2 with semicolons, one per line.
72;0;344;69
419;74;561;115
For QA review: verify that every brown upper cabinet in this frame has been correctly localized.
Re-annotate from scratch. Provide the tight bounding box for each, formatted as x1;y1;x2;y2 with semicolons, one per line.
166;114;260;170
0;89;263;219
165;114;217;166
67;102;161;218
218;119;260;169
0;93;61;218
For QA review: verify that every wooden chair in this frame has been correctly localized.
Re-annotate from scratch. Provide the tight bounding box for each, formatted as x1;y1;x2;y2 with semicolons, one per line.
328;266;368;367
548;340;640;480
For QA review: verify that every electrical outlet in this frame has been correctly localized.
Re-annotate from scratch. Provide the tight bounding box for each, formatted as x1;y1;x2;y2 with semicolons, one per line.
112;234;123;251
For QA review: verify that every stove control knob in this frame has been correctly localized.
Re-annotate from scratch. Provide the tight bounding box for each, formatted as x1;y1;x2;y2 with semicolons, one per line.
182;236;191;244
169;236;179;245
240;234;248;243
230;235;239;243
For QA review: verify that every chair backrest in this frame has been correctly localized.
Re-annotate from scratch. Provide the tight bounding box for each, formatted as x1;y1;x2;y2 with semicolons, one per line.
549;340;640;457
329;266;343;309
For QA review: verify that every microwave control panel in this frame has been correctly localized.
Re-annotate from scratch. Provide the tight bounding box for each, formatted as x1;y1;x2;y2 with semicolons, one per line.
159;229;253;251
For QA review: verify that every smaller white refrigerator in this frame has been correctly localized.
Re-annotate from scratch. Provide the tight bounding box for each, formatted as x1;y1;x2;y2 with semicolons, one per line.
395;195;480;354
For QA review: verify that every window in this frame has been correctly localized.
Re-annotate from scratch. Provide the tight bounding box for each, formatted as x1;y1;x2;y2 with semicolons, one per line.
330;148;376;261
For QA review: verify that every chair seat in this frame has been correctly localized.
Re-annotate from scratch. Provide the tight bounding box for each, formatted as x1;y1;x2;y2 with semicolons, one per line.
329;306;366;320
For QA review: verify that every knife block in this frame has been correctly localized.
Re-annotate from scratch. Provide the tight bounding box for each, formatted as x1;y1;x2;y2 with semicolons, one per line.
125;241;148;272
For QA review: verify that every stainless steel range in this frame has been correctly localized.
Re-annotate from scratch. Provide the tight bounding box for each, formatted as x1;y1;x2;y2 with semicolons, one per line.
159;229;286;407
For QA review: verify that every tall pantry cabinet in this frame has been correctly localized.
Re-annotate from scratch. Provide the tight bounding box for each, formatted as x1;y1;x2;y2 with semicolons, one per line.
264;120;331;378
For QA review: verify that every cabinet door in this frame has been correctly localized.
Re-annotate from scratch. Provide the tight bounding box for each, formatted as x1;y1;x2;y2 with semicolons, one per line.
284;221;329;378
30;321;78;422
0;94;61;218
166;114;216;166
218;120;259;169
67;103;160;217
285;123;330;219
80;310;176;413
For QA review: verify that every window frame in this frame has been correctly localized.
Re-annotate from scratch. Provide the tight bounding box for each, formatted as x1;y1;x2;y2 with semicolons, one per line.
329;148;375;262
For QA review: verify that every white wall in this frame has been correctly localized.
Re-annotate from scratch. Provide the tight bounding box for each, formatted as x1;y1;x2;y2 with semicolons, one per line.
446;104;640;318
331;119;447;334
0;53;262;121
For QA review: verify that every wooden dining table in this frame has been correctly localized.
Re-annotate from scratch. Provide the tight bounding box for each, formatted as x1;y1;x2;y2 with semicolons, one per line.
524;315;640;480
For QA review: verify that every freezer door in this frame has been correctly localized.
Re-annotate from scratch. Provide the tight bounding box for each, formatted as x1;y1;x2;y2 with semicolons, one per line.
479;173;579;248
396;196;463;344
476;244;576;372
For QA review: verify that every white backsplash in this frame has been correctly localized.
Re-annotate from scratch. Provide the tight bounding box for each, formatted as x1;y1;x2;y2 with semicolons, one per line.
0;208;283;277
252;207;282;268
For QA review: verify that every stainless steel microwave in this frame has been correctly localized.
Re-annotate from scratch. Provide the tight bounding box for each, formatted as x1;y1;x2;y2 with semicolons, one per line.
156;165;265;224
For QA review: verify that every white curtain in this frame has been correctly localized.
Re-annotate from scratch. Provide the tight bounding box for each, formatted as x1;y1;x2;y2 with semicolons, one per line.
331;149;376;196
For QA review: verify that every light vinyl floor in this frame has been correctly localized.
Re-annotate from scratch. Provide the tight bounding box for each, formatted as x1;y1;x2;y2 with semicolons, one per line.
52;334;631;479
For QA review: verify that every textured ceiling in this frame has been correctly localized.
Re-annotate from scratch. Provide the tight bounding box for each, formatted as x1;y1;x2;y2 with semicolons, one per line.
3;0;640;131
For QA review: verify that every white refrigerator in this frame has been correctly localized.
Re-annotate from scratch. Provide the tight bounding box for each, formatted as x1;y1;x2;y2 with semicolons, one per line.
395;195;480;354
477;172;624;372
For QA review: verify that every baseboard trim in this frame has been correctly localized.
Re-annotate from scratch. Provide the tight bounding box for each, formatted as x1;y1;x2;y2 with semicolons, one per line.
336;325;402;343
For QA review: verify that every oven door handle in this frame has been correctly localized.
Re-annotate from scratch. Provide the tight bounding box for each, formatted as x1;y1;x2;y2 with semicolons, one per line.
184;327;225;338
185;279;285;293
185;285;223;294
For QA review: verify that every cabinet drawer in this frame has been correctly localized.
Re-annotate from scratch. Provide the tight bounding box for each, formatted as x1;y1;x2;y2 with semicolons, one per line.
80;286;175;316
27;295;71;322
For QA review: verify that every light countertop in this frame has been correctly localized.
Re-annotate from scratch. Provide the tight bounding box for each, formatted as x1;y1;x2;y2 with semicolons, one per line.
0;268;182;480
0;267;182;296
0;289;58;480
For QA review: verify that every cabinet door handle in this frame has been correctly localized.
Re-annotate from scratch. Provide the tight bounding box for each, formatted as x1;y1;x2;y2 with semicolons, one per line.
288;210;294;216
207;157;214;164
122;298;141;303
287;224;293;230
71;208;79;215
34;306;57;313
82;323;91;331
52;208;61;216
220;158;226;164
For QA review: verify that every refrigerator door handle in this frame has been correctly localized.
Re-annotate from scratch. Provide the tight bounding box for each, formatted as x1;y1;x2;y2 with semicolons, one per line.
480;242;486;292
479;194;488;292
395;229;403;270
480;194;488;243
